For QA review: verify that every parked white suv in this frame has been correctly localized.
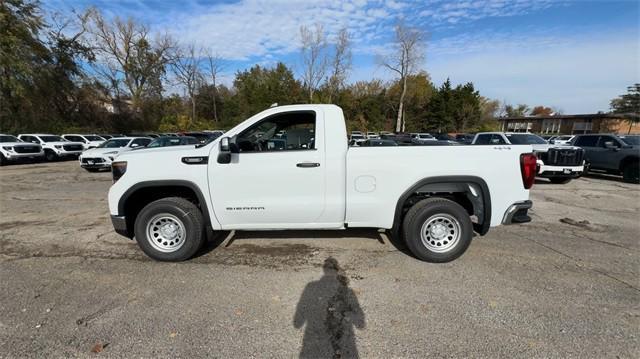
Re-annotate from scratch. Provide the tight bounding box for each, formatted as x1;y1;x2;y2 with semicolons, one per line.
472;132;585;184
550;135;575;145
0;134;44;165
108;104;536;263
79;137;152;172
62;134;106;149
17;134;84;161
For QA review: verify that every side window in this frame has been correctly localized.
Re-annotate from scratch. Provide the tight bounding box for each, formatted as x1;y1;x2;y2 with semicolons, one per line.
131;138;151;147
474;134;491;145
597;136;619;148
236;111;316;152
65;135;85;142
490;134;507;144
575;136;598;147
23;136;38;144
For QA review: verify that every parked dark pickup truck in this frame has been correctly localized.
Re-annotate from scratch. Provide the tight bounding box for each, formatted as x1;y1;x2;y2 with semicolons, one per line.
571;134;640;183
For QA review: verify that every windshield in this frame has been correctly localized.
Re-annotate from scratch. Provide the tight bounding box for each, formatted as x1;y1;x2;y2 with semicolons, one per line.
418;134;433;139
620;136;640;145
506;134;547;144
0;135;20;142
85;135;104;141
352;135;364;140
98;138;130;148
40;135;64;142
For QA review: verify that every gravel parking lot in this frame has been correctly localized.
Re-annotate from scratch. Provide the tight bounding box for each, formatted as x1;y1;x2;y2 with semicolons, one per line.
1;160;638;357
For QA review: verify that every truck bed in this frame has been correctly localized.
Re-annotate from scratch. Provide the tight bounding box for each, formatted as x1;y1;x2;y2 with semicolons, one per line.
345;145;532;228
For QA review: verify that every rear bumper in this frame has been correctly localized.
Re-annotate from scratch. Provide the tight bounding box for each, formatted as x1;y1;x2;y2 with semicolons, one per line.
502;200;532;225
537;164;583;178
110;215;131;238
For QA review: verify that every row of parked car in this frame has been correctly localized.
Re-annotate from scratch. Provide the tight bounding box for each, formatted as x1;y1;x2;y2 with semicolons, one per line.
0;131;225;169
347;131;639;184
349;131;475;147
3;129;637;183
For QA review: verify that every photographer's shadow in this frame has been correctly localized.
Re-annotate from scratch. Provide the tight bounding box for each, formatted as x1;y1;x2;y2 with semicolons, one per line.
293;257;365;358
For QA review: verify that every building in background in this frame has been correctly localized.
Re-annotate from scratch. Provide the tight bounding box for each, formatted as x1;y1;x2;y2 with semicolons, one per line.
496;113;640;135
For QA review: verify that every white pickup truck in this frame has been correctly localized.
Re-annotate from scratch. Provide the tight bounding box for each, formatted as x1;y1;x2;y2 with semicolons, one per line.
472;132;585;184
108;105;536;262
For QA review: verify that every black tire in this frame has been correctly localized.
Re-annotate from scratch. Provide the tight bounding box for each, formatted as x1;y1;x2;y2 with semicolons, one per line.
44;150;58;162
84;168;101;172
402;197;473;263
549;177;571;184
622;162;640;184
134;197;206;261
579;161;590;177
0;153;6;166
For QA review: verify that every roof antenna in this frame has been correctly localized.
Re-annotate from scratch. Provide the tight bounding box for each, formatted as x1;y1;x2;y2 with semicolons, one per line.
270;103;278;108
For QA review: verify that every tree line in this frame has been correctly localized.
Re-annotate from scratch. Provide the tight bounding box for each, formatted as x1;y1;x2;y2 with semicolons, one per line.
2;1;634;136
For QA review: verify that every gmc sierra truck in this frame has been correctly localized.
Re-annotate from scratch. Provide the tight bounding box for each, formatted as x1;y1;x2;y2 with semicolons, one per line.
108;105;536;262
472;132;584;184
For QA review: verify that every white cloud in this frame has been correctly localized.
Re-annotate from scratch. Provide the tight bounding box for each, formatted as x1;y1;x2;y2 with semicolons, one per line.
427;31;640;113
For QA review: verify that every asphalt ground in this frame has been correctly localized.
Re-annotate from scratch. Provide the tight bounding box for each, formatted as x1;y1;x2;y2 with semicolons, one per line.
0;160;638;358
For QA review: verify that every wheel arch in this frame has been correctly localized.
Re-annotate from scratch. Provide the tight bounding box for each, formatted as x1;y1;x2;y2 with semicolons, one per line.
117;180;213;238
391;176;492;240
619;155;639;172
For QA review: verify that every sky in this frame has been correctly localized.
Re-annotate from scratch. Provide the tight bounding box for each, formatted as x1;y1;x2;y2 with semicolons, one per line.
43;0;640;114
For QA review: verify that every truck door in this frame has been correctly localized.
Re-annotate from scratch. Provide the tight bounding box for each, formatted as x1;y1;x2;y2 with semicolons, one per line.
208;110;327;229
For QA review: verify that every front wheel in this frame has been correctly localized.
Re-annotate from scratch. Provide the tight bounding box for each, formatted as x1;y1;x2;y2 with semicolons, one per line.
622;162;640;184
402;197;473;263
134;197;206;261
44;150;58;162
549;177;571;184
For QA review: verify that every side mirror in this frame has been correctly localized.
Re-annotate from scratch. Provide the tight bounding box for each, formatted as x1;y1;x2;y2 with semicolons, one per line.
131;143;139;148
218;137;232;164
603;141;616;149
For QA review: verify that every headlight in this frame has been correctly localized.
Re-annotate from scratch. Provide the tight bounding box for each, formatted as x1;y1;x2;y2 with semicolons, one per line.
2;146;13;151
54;145;62;149
112;161;127;182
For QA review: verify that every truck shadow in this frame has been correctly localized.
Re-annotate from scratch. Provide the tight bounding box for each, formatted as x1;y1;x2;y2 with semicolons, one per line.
195;228;414;258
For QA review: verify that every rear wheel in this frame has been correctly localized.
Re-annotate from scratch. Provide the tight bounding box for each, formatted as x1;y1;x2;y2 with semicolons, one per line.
549;177;571;184
622;162;640;184
134;197;206;261
402;197;473;263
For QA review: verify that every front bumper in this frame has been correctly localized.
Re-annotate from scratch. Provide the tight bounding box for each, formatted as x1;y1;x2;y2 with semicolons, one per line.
3;151;45;160
57;150;83;157
80;157;113;169
111;215;131;238
537;163;583;178
502;200;532;225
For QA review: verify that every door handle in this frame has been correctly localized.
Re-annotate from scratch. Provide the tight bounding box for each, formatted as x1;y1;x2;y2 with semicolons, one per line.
296;162;320;168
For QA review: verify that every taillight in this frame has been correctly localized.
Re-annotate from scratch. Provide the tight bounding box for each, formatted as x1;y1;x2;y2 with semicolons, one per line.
520;153;537;189
112;161;127;182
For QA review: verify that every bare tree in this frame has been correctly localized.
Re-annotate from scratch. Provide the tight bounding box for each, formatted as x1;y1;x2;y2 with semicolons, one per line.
300;24;327;103
379;21;425;132
84;8;175;112
204;49;224;123
171;44;202;123
326;28;352;103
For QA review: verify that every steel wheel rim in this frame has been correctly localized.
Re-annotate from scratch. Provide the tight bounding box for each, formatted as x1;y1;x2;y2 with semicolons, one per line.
420;214;461;253
146;214;186;253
